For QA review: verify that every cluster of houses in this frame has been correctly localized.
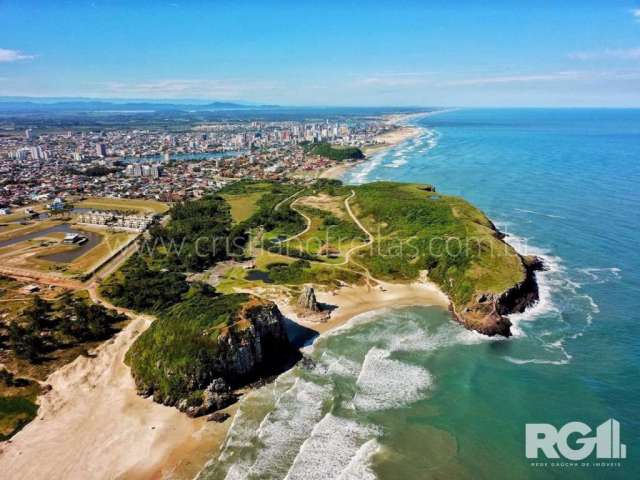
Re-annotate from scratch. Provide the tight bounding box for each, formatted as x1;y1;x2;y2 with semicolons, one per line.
76;210;155;232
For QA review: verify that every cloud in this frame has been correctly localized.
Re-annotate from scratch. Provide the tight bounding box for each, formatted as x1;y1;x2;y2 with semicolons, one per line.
353;72;433;87
0;48;35;62
442;71;586;86
633;9;640;21
440;70;640;87
102;79;279;98
569;47;640;60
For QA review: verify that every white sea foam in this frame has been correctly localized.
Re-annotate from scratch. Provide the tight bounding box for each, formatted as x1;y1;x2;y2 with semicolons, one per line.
502;355;570;366
514;208;565;219
337;439;381;480
284;414;380;480
383;127;439;170
221;378;330;480
502;232;563;333
353;347;432;411
315;350;361;378
577;267;622;284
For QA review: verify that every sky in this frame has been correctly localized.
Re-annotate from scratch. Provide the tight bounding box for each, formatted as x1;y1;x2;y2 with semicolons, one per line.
1;0;640;107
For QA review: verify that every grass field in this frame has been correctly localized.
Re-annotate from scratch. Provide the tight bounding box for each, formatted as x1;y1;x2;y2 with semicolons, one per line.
75;197;169;214
350;182;526;305
222;191;266;223
220;181;278;224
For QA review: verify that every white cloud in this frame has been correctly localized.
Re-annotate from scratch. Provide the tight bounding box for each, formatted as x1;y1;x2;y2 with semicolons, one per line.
440;70;640;87
633;8;640;21
442;71;586;86
569;47;640;60
102;79;278;98
353;72;433;87
0;48;35;62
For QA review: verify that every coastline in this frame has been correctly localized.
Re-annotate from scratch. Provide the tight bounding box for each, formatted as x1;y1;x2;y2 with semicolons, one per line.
0;312;238;480
0;277;450;480
319;114;426;180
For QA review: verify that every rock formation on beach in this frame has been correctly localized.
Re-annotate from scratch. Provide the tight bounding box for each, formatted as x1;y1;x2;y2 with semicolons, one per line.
297;285;321;312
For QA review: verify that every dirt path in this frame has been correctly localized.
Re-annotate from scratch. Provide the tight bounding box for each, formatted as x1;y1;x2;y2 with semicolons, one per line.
339;190;380;287
274;188;305;212
281;198;312;244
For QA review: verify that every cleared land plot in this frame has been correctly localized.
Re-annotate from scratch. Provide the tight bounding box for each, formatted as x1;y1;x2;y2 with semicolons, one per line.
75;197;169;214
222;191;265;223
0;223;137;277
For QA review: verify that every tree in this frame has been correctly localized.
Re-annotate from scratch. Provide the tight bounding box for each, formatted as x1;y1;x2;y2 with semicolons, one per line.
23;295;51;331
9;322;43;362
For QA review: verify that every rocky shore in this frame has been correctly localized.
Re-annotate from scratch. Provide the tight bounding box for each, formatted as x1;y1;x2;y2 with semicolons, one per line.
451;253;544;337
128;296;300;418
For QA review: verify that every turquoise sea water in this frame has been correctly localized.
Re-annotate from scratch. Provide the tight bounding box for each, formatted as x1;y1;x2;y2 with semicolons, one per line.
199;109;640;479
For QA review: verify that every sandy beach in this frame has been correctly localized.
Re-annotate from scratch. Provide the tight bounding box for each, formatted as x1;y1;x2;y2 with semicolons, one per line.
0;312;238;480
0;275;449;480
319;115;425;180
288;280;449;334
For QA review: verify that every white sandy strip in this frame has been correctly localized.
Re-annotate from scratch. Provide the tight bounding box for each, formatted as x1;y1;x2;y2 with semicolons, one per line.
0;313;229;480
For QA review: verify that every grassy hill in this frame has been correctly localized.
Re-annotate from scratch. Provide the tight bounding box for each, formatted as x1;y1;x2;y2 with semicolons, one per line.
349;182;526;306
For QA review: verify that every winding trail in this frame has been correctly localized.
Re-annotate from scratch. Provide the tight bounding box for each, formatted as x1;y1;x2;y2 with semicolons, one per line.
281;198;312;243
274;188;305;212
342;190;380;286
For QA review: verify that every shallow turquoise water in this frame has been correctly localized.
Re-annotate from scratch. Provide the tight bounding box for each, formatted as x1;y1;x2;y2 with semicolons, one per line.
200;109;640;479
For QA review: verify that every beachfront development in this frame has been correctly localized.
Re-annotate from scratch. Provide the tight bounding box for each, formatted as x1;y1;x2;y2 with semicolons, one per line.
0;104;548;478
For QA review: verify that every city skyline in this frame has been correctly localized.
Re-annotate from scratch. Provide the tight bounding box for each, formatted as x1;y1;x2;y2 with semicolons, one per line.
1;1;640;107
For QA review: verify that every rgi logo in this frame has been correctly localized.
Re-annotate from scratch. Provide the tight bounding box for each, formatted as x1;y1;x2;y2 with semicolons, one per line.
526;419;626;461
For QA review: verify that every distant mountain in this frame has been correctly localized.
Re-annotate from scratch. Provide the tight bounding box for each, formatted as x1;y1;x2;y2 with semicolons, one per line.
0;97;279;113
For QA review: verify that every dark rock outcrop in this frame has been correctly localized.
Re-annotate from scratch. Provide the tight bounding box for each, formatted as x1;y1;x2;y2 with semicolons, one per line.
132;296;300;417
451;255;544;337
298;286;320;312
207;412;231;423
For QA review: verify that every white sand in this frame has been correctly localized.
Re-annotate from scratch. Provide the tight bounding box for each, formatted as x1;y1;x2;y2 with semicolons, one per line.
0;312;234;480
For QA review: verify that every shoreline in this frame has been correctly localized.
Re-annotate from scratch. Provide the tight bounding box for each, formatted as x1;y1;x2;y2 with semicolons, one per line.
0;111;450;480
319;114;427;181
280;279;450;336
0;278;450;480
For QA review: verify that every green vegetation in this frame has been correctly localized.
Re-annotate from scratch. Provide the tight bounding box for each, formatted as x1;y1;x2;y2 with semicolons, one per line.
100;255;189;312
0;369;40;441
350;182;525;305
148;194;245;271
262;260;360;287
4;293;127;362
125;288;249;402
102;195;246;311
305;142;365;161
0;290;126;440
219;180;273;223
75;197;169;214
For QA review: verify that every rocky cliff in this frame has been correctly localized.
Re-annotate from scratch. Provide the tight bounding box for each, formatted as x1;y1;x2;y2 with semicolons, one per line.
451;254;544;337
126;293;299;417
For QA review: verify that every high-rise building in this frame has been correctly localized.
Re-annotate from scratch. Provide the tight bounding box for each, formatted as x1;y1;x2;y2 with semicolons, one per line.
96;143;107;157
25;128;32;140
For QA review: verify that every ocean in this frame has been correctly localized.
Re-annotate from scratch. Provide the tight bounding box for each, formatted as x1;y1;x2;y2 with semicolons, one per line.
198;109;640;479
